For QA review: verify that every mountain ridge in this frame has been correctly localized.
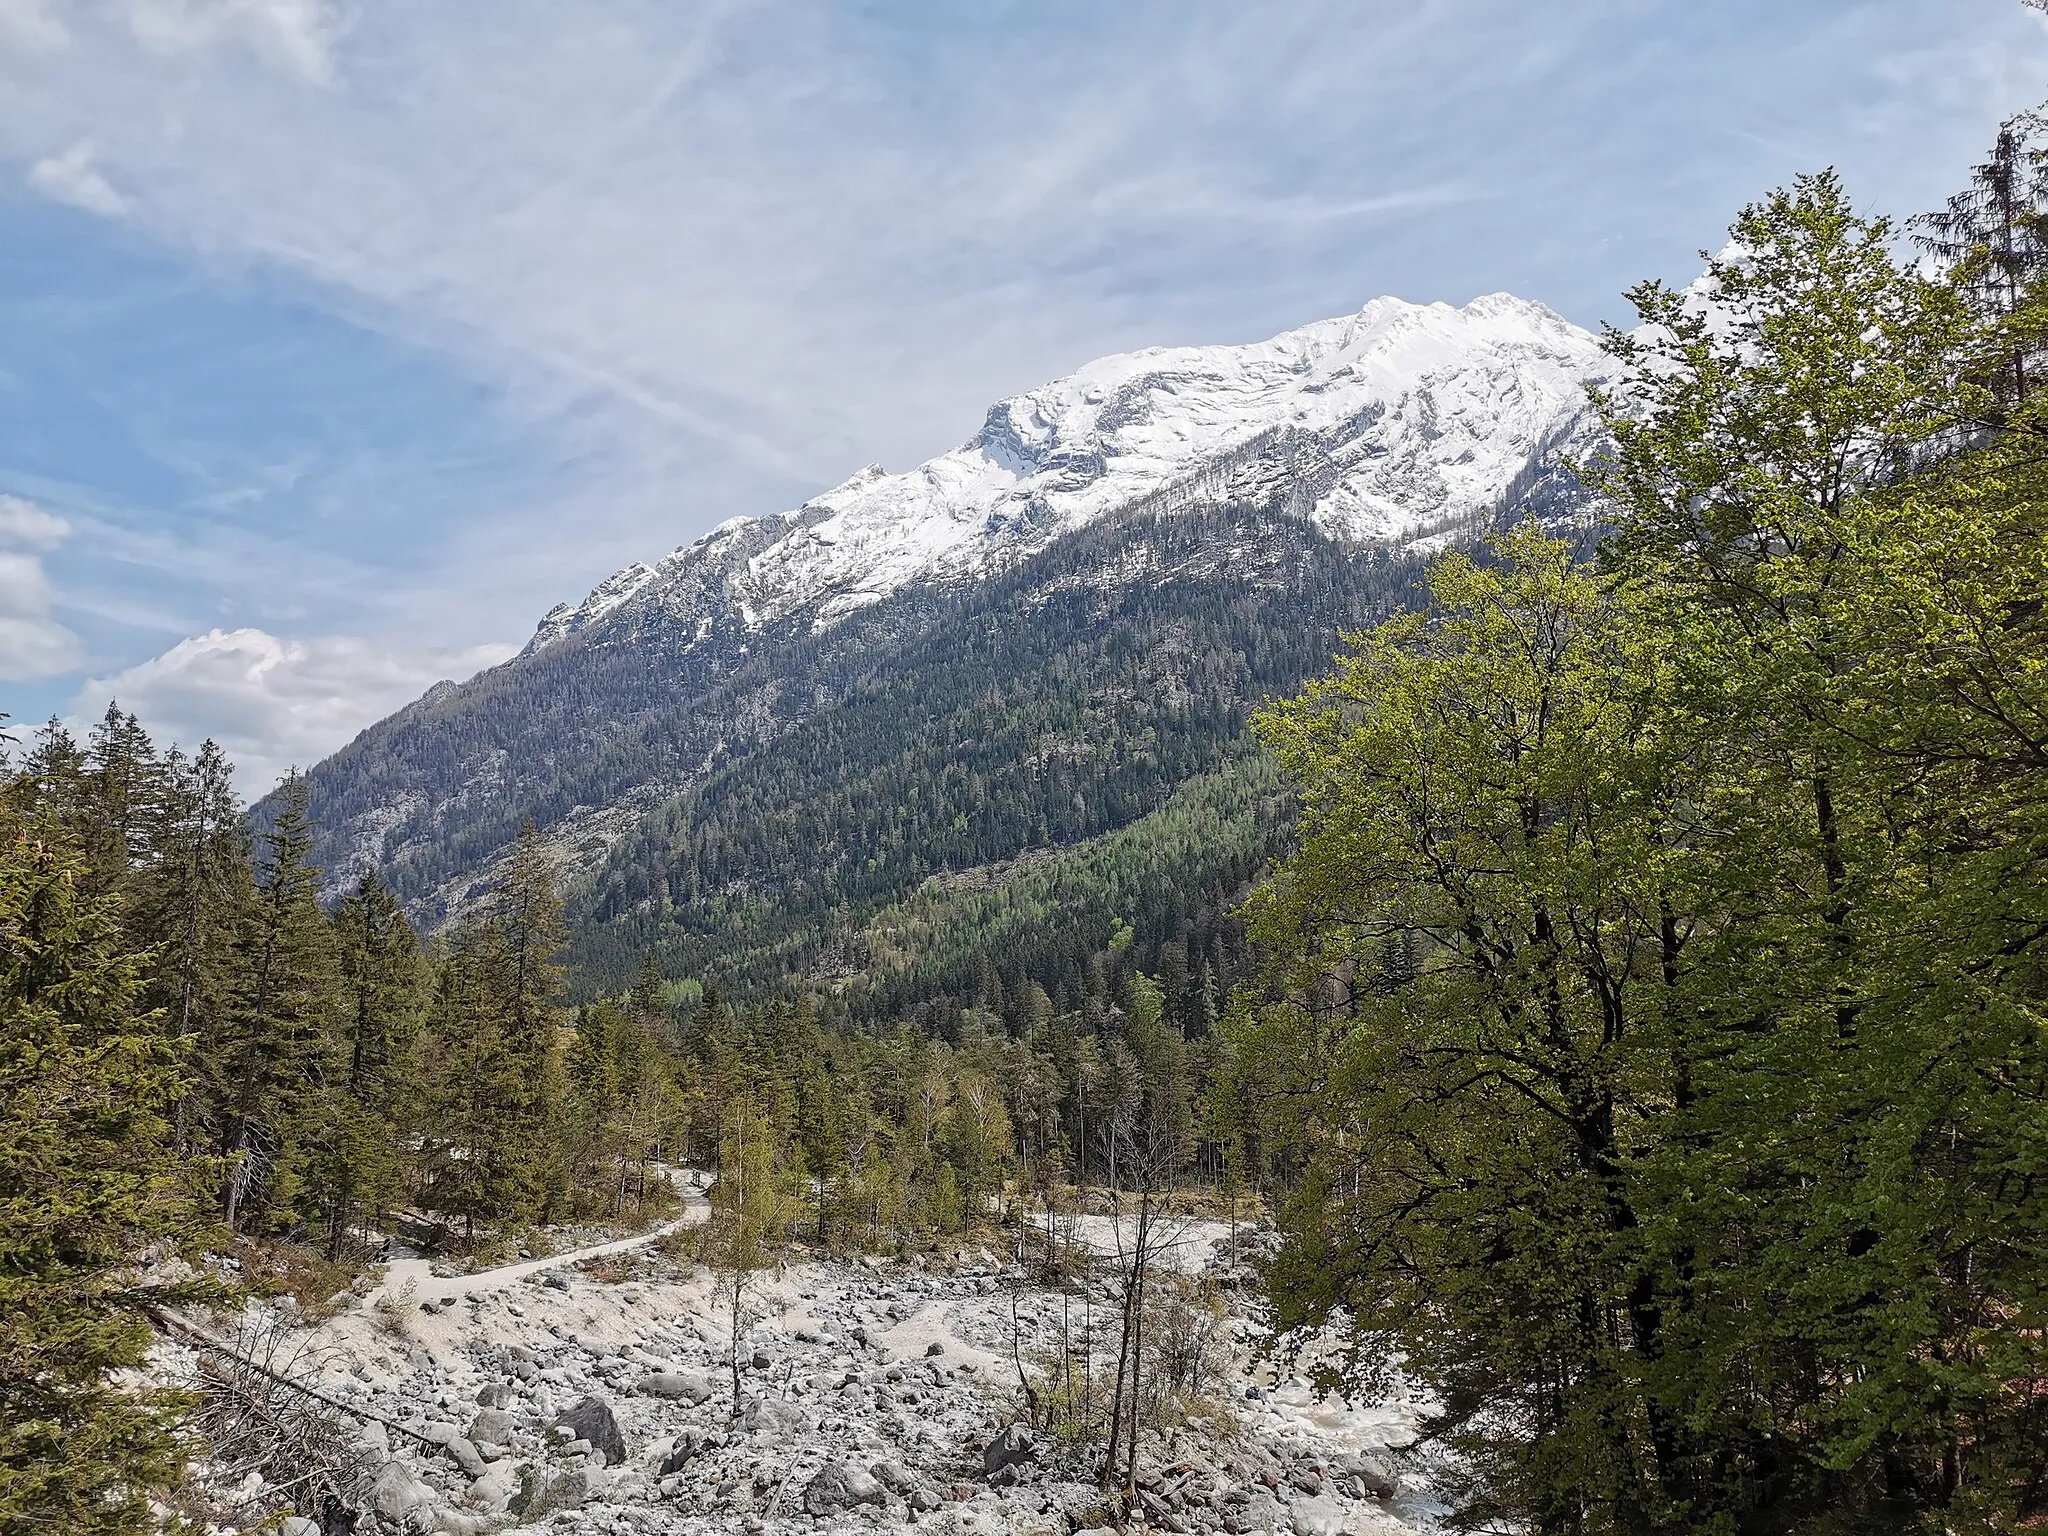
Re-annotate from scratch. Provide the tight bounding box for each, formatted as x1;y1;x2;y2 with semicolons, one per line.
281;289;1610;1005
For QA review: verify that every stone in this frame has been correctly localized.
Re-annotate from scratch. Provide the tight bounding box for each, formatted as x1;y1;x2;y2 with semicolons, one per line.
551;1395;626;1467
1331;1450;1397;1499
803;1462;888;1515
468;1407;516;1447
442;1435;488;1477
1290;1494;1349;1536
870;1459;915;1494
739;1396;810;1435
635;1370;713;1404
465;1460;523;1515
369;1461;436;1519
984;1421;1037;1479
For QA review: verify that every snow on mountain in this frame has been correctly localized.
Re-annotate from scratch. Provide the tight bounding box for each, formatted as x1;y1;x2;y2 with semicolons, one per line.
525;292;1608;656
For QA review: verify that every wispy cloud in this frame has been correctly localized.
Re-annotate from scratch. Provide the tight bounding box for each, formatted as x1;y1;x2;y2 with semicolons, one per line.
0;493;83;682
28;141;126;216
2;0;2045;767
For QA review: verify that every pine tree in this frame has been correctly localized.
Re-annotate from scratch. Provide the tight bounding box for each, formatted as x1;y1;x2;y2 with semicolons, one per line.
131;741;250;1160
421;826;567;1238
0;794;215;1530
214;775;337;1233
308;872;423;1259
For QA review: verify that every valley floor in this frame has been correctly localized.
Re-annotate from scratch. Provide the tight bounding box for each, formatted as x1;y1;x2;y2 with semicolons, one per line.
162;1210;1444;1535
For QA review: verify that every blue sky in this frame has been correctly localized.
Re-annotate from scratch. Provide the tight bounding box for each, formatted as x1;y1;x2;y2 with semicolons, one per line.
2;0;2044;790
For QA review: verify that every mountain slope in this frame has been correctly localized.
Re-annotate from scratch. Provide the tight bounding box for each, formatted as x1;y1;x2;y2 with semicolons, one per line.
286;293;1608;1004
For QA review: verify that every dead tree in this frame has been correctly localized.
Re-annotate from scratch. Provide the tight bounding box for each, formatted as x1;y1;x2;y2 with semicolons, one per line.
173;1309;379;1526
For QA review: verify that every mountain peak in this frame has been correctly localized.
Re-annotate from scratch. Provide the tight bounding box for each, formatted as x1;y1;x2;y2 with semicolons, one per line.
524;293;1609;653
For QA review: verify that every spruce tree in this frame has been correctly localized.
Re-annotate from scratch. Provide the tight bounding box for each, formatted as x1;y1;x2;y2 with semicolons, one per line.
214;775;337;1233
0;794;214;1530
310;872;422;1259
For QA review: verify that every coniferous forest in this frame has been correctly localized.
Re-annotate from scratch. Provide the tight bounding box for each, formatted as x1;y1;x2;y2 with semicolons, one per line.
4;116;2048;1536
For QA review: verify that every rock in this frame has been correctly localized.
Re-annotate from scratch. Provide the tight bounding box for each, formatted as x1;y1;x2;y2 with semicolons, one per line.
442;1435;488;1477
468;1407;515;1447
515;1466;590;1514
984;1421;1037;1479
871;1460;915;1494
465;1460;523;1515
369;1461;435;1519
635;1370;713;1403
551;1395;626;1467
739;1396;810;1435
803;1462;888;1515
1331;1450;1397;1499
1290;1493;1349;1536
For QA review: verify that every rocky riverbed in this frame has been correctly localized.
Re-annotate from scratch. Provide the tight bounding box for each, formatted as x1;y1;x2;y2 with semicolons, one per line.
164;1222;1444;1535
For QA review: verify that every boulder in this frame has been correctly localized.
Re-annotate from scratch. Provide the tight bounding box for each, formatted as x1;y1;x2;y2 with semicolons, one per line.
368;1461;435;1519
550;1395;626;1467
738;1396;810;1435
803;1462;887;1515
1331;1449;1397;1499
984;1421;1037;1479
634;1370;713;1404
658;1427;725;1476
464;1460;523;1515
467;1407;515;1447
870;1459;916;1494
442;1435;488;1477
1290;1493;1349;1536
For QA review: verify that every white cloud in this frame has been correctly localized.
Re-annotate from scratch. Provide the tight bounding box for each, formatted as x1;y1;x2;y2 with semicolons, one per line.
0;494;82;682
71;627;516;794
28;140;126;216
0;0;65;51
0;493;71;549
121;0;338;85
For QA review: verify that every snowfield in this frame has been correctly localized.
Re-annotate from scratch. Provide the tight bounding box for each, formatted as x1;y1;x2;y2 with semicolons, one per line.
526;293;1609;653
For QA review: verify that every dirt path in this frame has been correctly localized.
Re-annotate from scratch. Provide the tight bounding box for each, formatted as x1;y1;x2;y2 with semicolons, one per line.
369;1188;711;1307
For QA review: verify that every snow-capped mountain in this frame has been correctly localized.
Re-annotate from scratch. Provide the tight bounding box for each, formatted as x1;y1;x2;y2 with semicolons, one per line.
284;289;1612;979
526;292;1606;655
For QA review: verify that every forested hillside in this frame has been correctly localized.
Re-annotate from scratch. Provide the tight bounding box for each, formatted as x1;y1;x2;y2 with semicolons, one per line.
567;506;1436;1009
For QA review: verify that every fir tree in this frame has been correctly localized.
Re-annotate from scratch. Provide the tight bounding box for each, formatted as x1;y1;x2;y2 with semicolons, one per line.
0;795;215;1531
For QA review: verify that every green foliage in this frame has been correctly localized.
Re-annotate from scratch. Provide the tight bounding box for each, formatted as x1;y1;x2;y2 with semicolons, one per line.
0;793;216;1531
1238;170;2048;1533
